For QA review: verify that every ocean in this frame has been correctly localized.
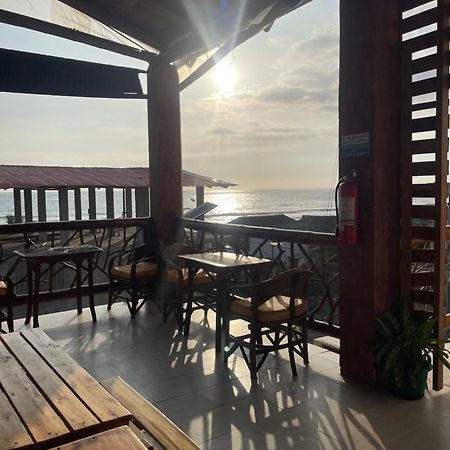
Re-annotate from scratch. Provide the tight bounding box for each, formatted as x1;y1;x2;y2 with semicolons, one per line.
0;188;336;224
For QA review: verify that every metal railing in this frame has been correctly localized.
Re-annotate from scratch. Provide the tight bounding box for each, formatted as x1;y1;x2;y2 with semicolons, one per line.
0;217;152;302
181;218;340;334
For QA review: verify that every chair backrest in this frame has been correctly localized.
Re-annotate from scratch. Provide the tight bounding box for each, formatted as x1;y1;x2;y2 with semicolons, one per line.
132;240;163;261
251;268;311;307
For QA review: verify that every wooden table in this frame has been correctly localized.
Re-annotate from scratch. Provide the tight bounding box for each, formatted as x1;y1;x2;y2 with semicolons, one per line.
179;252;270;352
49;426;146;450
15;245;102;328
0;329;131;450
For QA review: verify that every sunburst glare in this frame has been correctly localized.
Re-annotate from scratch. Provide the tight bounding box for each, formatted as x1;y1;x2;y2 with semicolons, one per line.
213;60;237;94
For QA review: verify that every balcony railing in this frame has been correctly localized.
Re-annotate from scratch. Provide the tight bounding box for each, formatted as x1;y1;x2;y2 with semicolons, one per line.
180;218;339;334
0;218;151;303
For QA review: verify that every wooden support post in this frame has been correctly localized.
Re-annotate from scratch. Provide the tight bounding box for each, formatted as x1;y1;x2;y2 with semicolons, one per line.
148;59;182;243
58;188;69;221
13;188;22;223
74;188;82;220
125;188;133;218
135;187;149;217
196;186;205;207
37;188;46;222
106;188;115;219
24;189;33;222
339;0;401;382
88;187;97;220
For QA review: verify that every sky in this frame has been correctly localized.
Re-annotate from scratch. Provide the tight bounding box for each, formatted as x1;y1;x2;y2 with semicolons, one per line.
0;0;339;190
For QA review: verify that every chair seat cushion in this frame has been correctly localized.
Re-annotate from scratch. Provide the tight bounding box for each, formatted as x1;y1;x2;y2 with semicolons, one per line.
230;295;308;323
0;281;8;296
111;262;159;279
166;268;215;287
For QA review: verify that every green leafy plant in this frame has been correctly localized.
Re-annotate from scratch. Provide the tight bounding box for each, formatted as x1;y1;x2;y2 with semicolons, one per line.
368;302;450;390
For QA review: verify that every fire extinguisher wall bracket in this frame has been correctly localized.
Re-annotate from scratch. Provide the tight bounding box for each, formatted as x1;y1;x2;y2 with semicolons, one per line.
337;174;359;246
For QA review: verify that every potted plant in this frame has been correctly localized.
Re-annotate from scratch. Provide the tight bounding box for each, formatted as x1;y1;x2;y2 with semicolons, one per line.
368;302;450;400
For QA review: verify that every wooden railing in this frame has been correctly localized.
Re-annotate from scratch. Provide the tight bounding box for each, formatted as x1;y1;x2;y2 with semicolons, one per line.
0;217;152;302
180;218;340;334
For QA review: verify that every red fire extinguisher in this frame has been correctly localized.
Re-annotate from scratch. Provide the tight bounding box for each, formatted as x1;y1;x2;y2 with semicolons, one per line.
336;170;358;246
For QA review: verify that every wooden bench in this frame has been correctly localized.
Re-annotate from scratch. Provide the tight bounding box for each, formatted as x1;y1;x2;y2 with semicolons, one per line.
101;377;200;450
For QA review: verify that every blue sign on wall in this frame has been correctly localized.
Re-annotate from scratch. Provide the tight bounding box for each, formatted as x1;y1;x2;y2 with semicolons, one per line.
340;132;370;157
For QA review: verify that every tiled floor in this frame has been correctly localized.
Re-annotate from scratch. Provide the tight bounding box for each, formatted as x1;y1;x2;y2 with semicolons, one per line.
13;302;450;450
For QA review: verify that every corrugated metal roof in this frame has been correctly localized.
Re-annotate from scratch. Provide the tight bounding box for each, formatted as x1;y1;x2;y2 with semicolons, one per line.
0;165;235;189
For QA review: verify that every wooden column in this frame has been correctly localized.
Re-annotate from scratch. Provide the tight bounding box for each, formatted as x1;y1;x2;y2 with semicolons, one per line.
339;0;401;382
74;188;82;220
135;187;149;217
58;188;69;221
105;188;114;219
125;188;133;218
24;189;33;222
148;59;182;243
37;188;46;222
88;187;96;220
13;188;22;223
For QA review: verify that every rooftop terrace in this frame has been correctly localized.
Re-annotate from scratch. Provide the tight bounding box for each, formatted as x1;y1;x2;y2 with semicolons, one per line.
12;300;450;450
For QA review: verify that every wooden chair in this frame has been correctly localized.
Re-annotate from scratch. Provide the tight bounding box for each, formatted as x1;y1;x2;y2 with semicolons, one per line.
225;268;311;380
0;275;14;333
108;240;162;318
161;244;216;334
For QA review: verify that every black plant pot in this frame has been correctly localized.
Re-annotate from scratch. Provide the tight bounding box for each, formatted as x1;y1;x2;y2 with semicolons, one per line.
390;367;430;400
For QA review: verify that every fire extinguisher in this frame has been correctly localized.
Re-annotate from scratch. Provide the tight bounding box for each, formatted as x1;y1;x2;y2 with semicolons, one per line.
335;170;358;246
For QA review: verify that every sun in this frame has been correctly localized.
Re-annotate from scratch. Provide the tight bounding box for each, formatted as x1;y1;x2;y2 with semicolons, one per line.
214;61;237;94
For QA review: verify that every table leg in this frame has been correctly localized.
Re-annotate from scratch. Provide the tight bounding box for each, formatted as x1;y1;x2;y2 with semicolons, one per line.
25;263;33;325
76;262;82;315
87;258;97;322
32;265;41;328
215;275;226;353
183;267;195;336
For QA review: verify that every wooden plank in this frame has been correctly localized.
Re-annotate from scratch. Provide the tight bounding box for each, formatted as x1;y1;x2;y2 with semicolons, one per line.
74;188;82;221
404;30;438;53
20;329;131;425
105;188;114;219
411;77;437;96
0;389;33;450
23;189;32;222
49;427;147;450
411;288;435;305
411;225;435;240
401;0;437;11
88;187;97;220
13;188;22;223
411;248;435;262
412;183;436;197
411;116;436;132
101;377;200;450
0;340;68;443
411;100;436;111
128;422;154;450
402;7;437;33
1;333;99;432
411;139;436;153
412;160;437;175
412;53;437;74
412;204;436;218
411;270;435;286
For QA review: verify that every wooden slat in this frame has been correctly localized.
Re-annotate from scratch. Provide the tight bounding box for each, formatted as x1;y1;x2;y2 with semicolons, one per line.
1;333;99;432
405;30;438;53
411;248;435;262
401;0;437;11
412;182;436;197
411;116;437;132
412;204;436;218
412;160;437;175
0;389;33;450
411;270;435;286
412;77;437;96
411;138;436;153
0;341;68;443
49;427;147;450
101;377;201;450
411;225;435;240
411;288;435;304
412;53;437;74
20;329;131;425
412;100;436;111
403;7;437;33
